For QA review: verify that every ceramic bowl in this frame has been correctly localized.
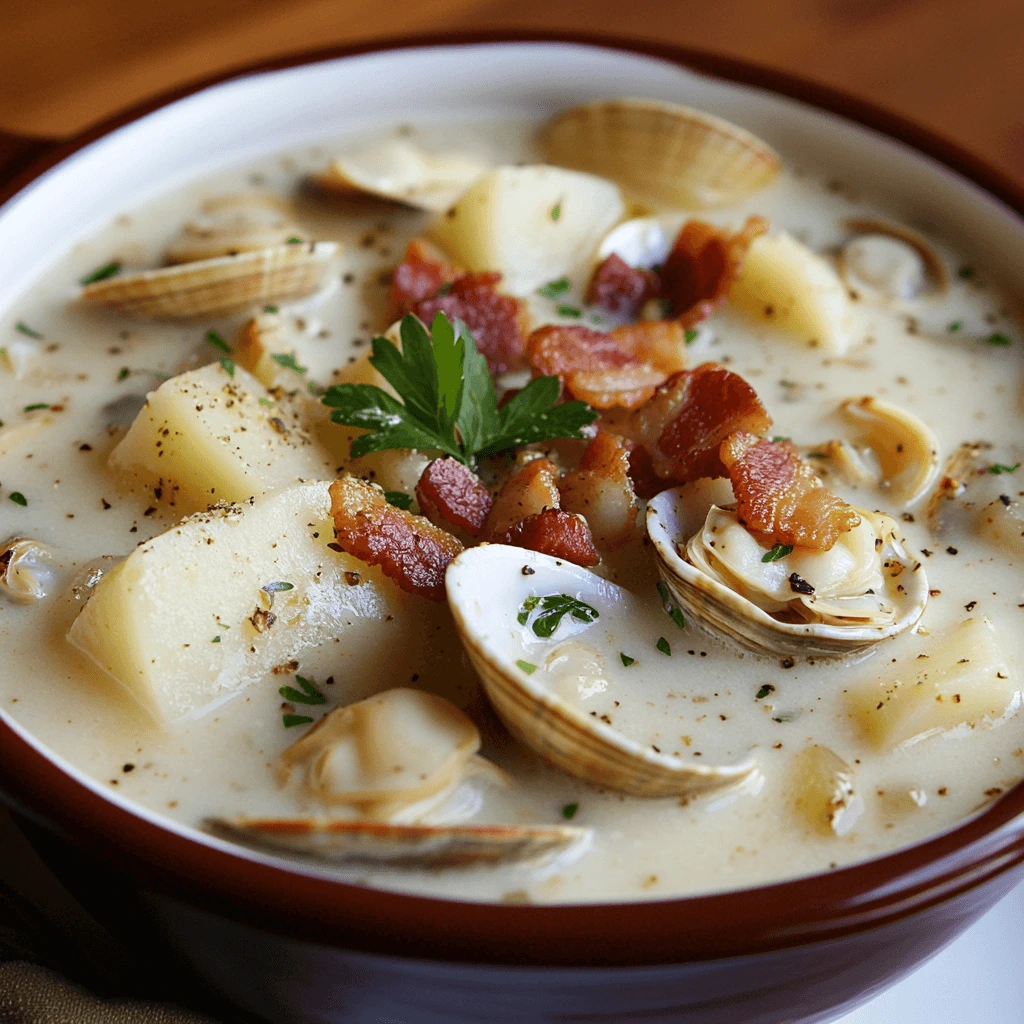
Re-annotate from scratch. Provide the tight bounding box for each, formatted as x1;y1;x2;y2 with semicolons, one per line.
2;33;1024;1024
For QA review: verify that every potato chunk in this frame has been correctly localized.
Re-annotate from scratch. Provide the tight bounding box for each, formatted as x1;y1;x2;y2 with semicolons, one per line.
109;361;330;515
848;616;1020;748
67;482;407;723
790;744;863;837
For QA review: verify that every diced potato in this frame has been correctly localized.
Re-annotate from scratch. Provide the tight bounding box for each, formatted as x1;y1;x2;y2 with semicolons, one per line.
848;617;1020;748
790;744;863;837
67;482;408;723
977;496;1024;558
428;165;624;295
730;232;851;353
109;361;331;515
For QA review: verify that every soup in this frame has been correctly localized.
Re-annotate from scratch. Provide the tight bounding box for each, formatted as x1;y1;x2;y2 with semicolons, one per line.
1;101;1022;905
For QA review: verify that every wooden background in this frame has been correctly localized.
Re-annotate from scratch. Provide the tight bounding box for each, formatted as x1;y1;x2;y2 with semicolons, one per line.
1;0;1023;189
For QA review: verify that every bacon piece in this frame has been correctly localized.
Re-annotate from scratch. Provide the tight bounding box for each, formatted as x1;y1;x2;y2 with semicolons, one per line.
559;432;638;549
500;509;600;567
660;216;768;327
414;272;529;375
329;477;463;601
390;239;462;314
613;320;689;376
586;254;657;317
624;441;674;500
484;458;561;539
720;432;860;550
415;458;493;537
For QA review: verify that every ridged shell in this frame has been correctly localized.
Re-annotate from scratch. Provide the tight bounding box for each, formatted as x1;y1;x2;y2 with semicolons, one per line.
447;545;758;798
81;242;338;319
540;99;781;209
647;489;928;659
205;817;590;869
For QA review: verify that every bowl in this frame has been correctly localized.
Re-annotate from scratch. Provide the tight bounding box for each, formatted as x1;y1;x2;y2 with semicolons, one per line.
2;32;1024;1024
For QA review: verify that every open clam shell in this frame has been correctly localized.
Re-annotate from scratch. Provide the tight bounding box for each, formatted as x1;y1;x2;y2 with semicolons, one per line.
840;217;948;299
81;242;338;319
206;817;590;869
647;489;928;659
540;99;780;209
447;545;757;797
0;537;60;602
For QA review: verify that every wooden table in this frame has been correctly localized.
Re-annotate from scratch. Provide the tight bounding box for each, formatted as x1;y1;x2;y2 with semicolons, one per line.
2;0;1022;188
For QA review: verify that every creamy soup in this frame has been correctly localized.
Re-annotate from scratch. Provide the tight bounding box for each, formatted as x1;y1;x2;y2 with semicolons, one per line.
1;106;1023;906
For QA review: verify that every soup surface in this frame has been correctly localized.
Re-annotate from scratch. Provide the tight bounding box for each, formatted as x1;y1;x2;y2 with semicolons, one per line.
1;109;1023;905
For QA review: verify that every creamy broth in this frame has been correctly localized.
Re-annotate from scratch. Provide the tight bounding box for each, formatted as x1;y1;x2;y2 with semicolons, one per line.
1;113;1023;905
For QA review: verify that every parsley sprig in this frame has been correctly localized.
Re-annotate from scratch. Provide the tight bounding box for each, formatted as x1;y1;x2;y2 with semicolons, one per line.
321;313;597;467
518;594;599;638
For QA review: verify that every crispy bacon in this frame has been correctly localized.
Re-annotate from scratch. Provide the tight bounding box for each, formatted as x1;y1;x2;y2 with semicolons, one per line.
390;239;462;314
414;272;529;375
484;458;561;539
329;477;463;601
500;509;600;567
559;432;638;549
415;458;493;537
719;432;860;550
660;216;768;327
624;440;674;500
586;254;657;317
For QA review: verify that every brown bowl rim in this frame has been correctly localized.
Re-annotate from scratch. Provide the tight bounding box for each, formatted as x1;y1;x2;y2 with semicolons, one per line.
2;30;1024;969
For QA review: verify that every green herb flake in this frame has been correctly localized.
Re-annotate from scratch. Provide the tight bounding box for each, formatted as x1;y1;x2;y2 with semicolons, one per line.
659;299;673;318
656;580;685;629
262;581;295;594
286;236;303;244
23;403;49;412
263;305;278;313
561;802;579;820
589;314;605;325
517;595;540;626
205;329;231;354
684;328;698;344
518;594;599;638
779;380;796;388
435;281;454;297
8;492;27;507
773;713;796;723
771;436;790;443
0;419;4;428
550;202;562;222
557;304;583;318
537;278;571;300
958;266;975;280
279;675;326;705
211;636;221;644
669;606;686;629
516;659;537;675
220;357;235;378
271;352;308;374
258;397;275;407
656;636;671;656
989;462;1020;475
947;321;962;333
15;322;43;340
762;543;794;563
619;652;635;667
986;333;1011;346
282;714;314;728
384;490;413;510
755;684;775;700
79;261;122;286
117;367;130;382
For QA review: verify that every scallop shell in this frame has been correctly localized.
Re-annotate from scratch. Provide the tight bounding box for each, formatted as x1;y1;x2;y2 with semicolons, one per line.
647;489;928;659
0;537;60;602
840;217;948;298
540;99;781;209
447;545;758;798
316;140;486;212
206;817;590;869
81;242;338;319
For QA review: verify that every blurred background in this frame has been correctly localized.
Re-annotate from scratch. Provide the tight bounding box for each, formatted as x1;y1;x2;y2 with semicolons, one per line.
1;0;1023;189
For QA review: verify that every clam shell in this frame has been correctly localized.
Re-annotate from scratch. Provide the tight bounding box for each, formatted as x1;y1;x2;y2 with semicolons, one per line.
647;489;928;659
447;545;757;798
81;242;338;319
206;817;590;869
540;99;781;209
165;193;301;264
841;217;948;296
0;537;60;602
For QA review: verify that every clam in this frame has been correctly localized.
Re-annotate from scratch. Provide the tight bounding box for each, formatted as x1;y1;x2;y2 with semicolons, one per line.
840;396;939;507
206;817;590;869
81;241;338;319
539;99;780;209
446;545;758;797
840;217;948;300
647;489;928;658
316;139;486;212
164;193;302;264
594;216;675;269
0;537;60;602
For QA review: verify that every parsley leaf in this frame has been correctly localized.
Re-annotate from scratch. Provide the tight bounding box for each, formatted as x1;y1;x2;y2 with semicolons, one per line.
762;543;794;563
80;261;121;285
271;352;307;374
206;329;231;354
15;322;42;340
537;278;571;299
518;594;599;638
557;304;582;318
220;357;235;378
986;333;1011;346
279;675;326;705
684;328;698;344
989;462;1020;475
383;489;413;509
619;652;635;667
9;492;27;507
561;802;579;820
282;714;314;728
322;312;596;467
656;636;671;656
516;660;537;675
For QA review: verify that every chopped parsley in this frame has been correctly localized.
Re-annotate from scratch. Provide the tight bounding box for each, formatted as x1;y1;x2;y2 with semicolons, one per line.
557;304;583;318
435;281;453;296
619;652;635;667
762;543;793;563
282;714;314;728
23;403;49;412
117;367;130;382
516;659;537;675
79;261;122;285
755;684;775;700
205;329;231;354
220;357;235;378
771;436;790;443
561;802;579;820
211;636;221;643
517;594;599;638
989;463;1020;475
15;322;42;340
9;492;27;506
321;313;596;468
537;278;571;300
263;305;278;313
271;352;308;374
684;328;698;344
656;581;685;629
383;489;413;510
279;675;326;705
550;202;562;221
258;397;275;408
262;581;295;594
986;333;1011;346
656;636;671;656
286;236;303;244
947;321;962;332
